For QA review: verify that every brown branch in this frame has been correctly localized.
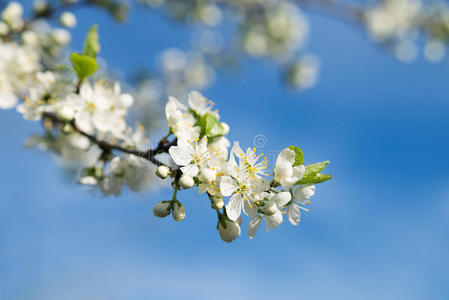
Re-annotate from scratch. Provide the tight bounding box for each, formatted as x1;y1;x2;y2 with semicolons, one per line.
295;0;365;24
42;112;177;168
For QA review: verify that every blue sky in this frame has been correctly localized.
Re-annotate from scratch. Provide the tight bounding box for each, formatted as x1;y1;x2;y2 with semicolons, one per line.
0;1;449;299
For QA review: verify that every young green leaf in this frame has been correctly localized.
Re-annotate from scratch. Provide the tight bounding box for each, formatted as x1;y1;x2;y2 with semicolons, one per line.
83;25;100;58
70;53;98;80
288;146;304;166
296;173;333;185
304;160;330;174
295;160;332;185
198;112;225;138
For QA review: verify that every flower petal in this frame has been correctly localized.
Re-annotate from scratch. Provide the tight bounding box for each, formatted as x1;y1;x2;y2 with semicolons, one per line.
273;191;292;207
292;165;305;182
248;215;262;239
287;203;301;226
265;209;283;229
220;176;238;196
181;164;199;177
294;185;316;204
169;145;194;166
225;193;243;221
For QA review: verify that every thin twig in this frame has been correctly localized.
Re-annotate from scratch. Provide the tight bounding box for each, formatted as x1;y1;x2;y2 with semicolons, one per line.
42;112;176;168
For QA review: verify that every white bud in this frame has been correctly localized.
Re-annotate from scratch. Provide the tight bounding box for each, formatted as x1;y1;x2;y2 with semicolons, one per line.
0;21;9;35
262;201;278;216
56;105;74;121
172;202;185;221
179;174;194;189
22;30;39;46
199;168;215;184
153;201;170;218
211;196;224;210
218;219;241;243
33;0;48;14
60;12;77;28
156;165;170;179
2;2;23;25
51;28;71;45
221;122;230;135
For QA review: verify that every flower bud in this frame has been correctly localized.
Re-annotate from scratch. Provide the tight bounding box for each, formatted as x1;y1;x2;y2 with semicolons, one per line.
0;22;9;35
262;201;278;216
221;122;230;135
153;201;170;218
218;219;241;243
172;202;185;221
179;174;194;189
33;0;49;14
156;165;170;179
211;196;224;210
22;30;39;46
2;2;23;25
199;168;215;184
51;28;71;45
60;12;77;28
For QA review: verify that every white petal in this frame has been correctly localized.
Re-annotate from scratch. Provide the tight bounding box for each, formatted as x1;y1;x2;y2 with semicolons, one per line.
294;185;316;204
248;216;262;239
220;176;238;196
197;136;208;155
0;92;18;109
169;145;194;166
181;164;199;177
244;199;257;217
225;193;243;221
273;191;292;207
287;203;301;226
75;110;94;134
277;148;296;166
230;141;244;160
265;210;283;229
292;165;305;182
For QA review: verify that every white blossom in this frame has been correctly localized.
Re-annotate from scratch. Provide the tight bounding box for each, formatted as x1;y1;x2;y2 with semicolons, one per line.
63;81;133;137
60;12;77;28
274;147;305;187
287;185;315;226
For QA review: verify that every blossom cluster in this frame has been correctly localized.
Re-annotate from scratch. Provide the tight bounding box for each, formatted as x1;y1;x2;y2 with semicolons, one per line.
151;91;332;242
364;0;449;62
139;0;320;91
0;1;332;242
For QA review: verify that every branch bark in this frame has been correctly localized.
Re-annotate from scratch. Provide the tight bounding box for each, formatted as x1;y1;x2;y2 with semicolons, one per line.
42;112;176;168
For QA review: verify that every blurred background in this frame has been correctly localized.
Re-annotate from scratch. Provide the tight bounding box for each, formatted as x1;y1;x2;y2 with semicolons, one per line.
1;0;449;299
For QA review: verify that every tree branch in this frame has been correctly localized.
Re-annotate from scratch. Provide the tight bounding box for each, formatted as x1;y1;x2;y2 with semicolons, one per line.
42;112;176;168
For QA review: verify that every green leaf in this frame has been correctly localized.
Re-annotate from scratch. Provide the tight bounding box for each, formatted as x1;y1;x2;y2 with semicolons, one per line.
288;146;304;166
295;160;332;185
95;0;128;22
304;160;330;174
70;53;98;80
83;25;100;58
198;112;225;138
296;173;333;185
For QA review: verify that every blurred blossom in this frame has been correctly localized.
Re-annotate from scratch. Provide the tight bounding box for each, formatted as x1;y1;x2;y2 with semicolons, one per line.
394;40;418;62
424;40;446;62
285;54;320;91
365;0;421;42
